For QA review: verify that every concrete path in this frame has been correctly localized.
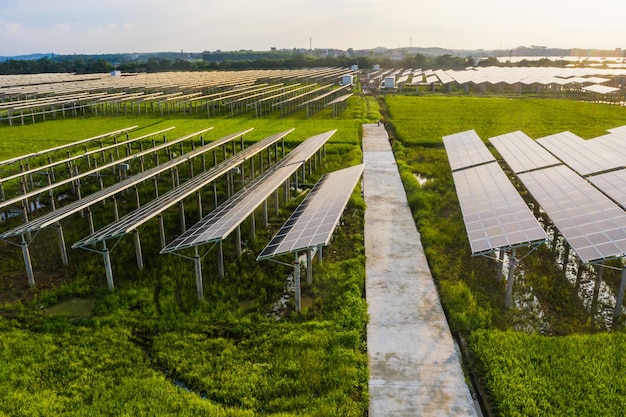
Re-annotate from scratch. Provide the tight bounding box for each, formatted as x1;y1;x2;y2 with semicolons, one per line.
363;123;478;417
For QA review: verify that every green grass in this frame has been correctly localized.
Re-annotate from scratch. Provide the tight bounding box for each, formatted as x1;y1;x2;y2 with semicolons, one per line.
386;95;626;416
471;330;626;417
0;98;378;416
4;92;626;415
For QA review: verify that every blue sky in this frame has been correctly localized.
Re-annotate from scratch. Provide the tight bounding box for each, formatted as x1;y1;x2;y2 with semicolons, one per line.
1;0;623;55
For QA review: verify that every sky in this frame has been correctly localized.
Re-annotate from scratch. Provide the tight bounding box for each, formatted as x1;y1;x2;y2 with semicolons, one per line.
0;0;624;56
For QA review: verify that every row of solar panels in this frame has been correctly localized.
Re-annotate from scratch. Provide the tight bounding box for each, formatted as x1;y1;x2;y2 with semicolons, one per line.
2;127;363;288
444;126;626;264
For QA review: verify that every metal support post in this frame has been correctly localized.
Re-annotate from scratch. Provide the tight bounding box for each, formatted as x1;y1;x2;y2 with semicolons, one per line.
158;215;166;248
133;230;144;270
504;249;516;308
113;196;119;221
217;241;225;279
196;191;203;220
194;246;204;301
317;244;323;263
56;222;68;266
294;256;301;313
179;201;186;233
102;243;115;290
496;250;505;281
235;226;242;258
274;189;280;215
87;207;95;234
575;259;585;291
306;248;313;286
250;212;256;243
613;268;626;326
591;265;604;317
21;234;35;287
263;200;268;228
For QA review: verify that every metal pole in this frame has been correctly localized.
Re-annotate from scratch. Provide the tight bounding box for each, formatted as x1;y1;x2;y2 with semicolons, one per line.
250;212;256;243
504;248;516;308
217;241;225;279
591;265;604;317
306;248;312;286
235;226;242;258
56;222;68;266
274;189;280;215
496;250;505;281
317;244;323;263
613;268;626;326
196;191;203;221
194;246;204;301
263;200;268;228
133;230;144;270
294;255;301;313
179;201;186;233
574;259;585;291
21;234;35;287
103;242;115;290
158;215;166;249
87;207;95;235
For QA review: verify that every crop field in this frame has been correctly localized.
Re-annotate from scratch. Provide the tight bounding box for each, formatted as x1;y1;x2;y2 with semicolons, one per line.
385;95;626;416
2;90;626;416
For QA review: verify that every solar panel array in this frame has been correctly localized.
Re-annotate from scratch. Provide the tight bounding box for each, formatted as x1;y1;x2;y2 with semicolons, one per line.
161;130;335;254
517;165;626;263
4;128;253;241
0;126;215;211
258;164;364;260
433;66;626;87
442;130;496;172
536;131;622;176
0;126;137;169
489;131;561;174
588;131;626;166
452;162;547;255
72;129;291;248
587;169;626;211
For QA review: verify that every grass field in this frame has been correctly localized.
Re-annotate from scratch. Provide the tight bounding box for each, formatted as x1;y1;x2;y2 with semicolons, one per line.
0;96;376;416
385;95;626;416
2;93;626;416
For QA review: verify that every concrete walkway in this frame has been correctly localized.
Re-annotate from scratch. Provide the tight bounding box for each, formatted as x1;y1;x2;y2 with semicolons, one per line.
363;123;478;416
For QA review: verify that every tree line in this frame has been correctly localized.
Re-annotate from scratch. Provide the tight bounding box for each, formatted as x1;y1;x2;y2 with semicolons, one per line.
0;52;578;76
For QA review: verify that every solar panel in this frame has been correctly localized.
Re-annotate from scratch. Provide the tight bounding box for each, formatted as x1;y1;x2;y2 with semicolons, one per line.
588;132;626;166
588;169;626;211
0;127;176;186
70;129;291;248
518;165;626;263
536;131;621;176
2;128;255;240
489;131;561;174
442;130;496;172
160;130;335;254
257;164;364;260
607;125;626;134
0;127;215;211
0;126;138;169
452;162;547;255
